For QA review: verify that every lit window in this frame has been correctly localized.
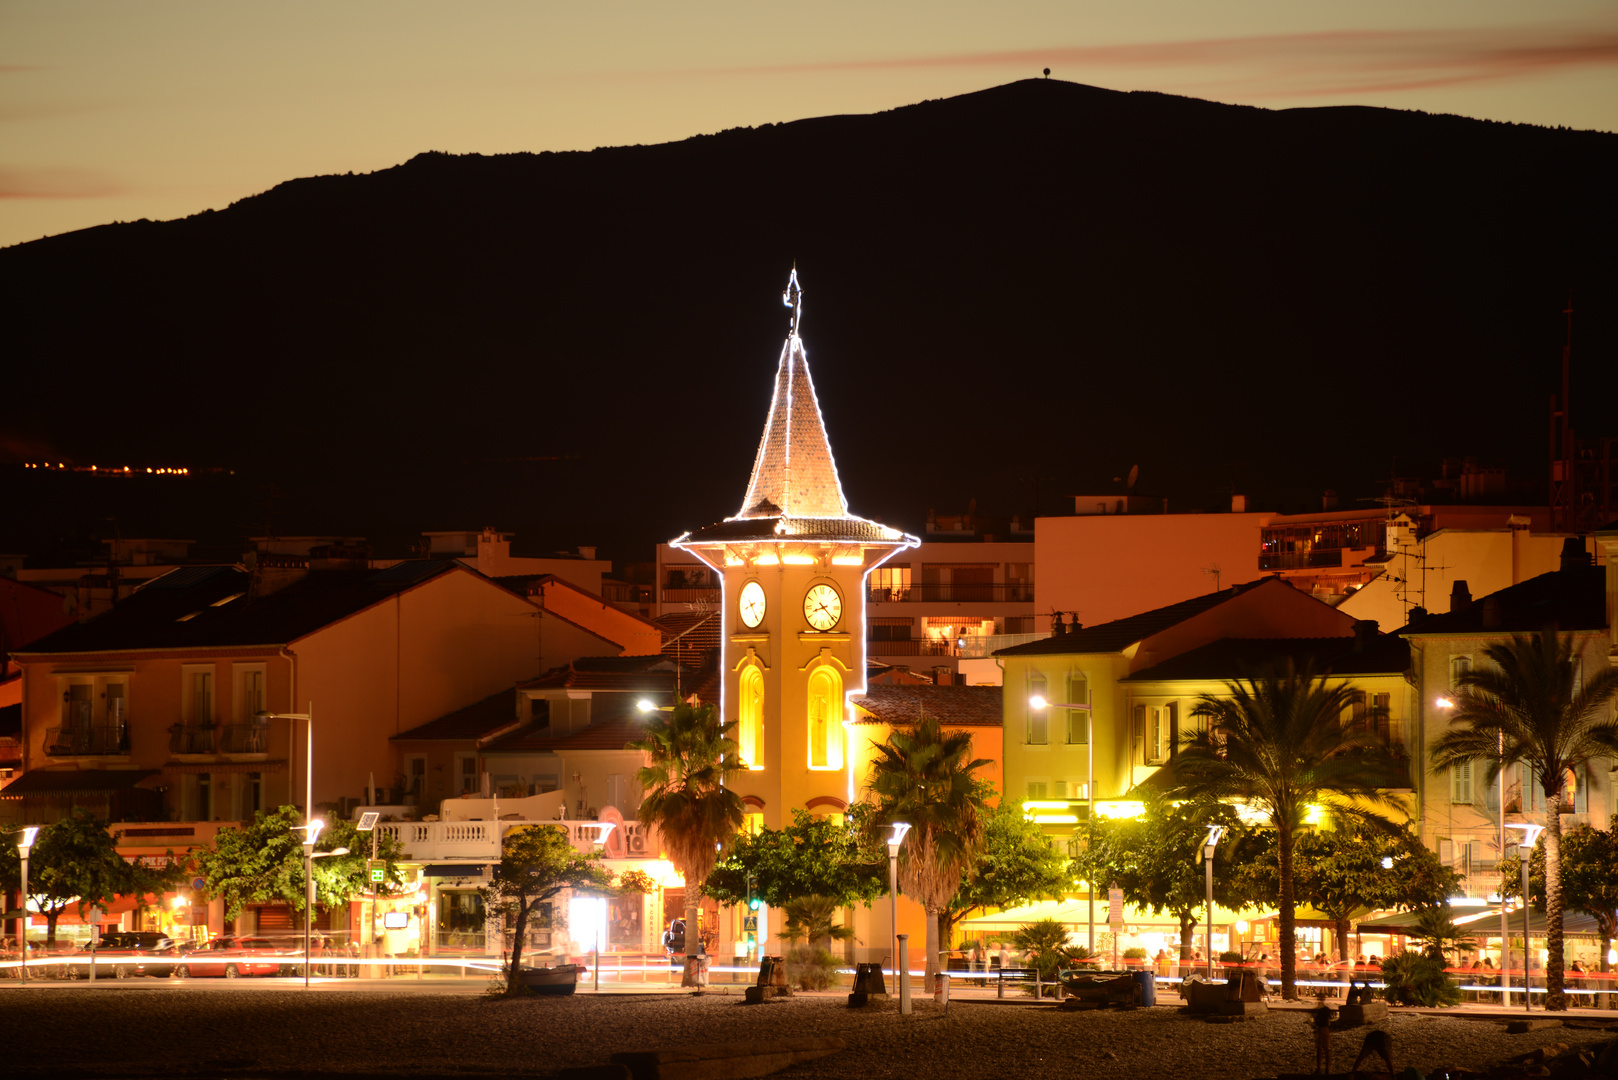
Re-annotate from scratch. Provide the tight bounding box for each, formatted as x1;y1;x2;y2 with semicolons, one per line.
806;666;843;769
738;666;764;770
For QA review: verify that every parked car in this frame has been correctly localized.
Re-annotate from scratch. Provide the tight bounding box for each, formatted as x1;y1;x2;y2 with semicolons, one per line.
88;932;181;979
172;935;287;979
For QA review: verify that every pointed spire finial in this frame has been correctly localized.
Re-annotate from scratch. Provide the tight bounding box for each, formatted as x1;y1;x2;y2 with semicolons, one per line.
782;263;803;338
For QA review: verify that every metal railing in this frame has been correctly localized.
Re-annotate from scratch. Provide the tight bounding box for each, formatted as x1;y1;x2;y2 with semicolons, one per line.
46;723;129;756
169;725;215;754
956;632;1053;658
219;721;270;754
379;819;660;862
660;587;720;604
1258;549;1345;571
866;639;954;657
868;584;1035;603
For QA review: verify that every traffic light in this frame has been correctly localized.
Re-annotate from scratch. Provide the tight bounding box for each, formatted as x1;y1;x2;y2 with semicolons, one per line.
747;874;761;911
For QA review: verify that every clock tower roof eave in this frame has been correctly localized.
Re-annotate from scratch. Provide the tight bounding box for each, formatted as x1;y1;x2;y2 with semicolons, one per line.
671;515;919;549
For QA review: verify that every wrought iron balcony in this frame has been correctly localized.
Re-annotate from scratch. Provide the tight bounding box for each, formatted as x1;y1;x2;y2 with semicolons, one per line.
45;723;130;756
169;724;216;754
866;639;955;657
218;721;270;754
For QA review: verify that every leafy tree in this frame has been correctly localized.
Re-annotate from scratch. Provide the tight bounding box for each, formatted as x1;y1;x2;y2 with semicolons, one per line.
1238;823;1458;963
1430;630;1618;1010
1167;659;1408;999
194;806;407;924
482;824;614;996
943;797;1069;947
628;701;746;987
0;810;182;943
705;807;885;910
1073;794;1257;965
862;715;992;990
1501;815;1618;996
614;868;657;896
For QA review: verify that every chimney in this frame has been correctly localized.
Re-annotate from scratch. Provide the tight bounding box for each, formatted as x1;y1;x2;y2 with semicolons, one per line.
1508;514;1531;584
1231;494;1247;513
1353;619;1378;653
1480;596;1502;629
1449;580;1472;613
1322;490;1338;512
1560;536;1590;571
1408;605;1429;622
577;546;597;560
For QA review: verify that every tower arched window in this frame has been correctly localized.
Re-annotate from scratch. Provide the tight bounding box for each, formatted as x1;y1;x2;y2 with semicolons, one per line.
807;666;843;770
738;665;764;770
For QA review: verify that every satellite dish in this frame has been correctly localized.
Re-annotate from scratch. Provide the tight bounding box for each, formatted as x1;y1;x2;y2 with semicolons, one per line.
1127;465;1139;490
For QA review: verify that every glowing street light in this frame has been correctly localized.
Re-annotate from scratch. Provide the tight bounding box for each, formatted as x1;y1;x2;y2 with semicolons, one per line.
1202;825;1226;980
1504;822;1545;1014
886;823;910;990
16;826;38;981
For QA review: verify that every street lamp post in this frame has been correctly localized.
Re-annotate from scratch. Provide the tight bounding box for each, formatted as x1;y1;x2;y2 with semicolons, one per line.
1505;822;1545;1013
1029;693;1093;948
589;823;616;994
16;827;38;981
886;823;910;992
356;811;380;979
295;819;350;989
1202;825;1226;981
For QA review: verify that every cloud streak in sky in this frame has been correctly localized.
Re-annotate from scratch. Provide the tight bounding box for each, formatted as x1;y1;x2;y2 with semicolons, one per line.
0;166;123;200
731;22;1618;100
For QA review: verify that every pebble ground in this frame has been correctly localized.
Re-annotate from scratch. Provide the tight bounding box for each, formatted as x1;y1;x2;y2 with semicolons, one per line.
5;987;1615;1079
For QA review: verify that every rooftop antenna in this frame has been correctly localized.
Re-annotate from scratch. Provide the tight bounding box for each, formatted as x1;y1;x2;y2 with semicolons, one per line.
1202;564;1222;593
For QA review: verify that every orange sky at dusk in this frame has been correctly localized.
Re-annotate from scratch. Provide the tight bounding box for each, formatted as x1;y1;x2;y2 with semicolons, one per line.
4;1;1616;248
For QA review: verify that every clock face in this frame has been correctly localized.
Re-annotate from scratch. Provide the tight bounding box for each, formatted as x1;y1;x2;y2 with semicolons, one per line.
738;581;767;628
803;583;843;631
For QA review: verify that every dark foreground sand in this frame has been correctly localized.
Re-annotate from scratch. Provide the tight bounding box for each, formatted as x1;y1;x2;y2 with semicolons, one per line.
5;987;1614;1079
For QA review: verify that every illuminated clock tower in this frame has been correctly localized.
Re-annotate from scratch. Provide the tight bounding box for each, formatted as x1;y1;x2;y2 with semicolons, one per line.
671;269;918;828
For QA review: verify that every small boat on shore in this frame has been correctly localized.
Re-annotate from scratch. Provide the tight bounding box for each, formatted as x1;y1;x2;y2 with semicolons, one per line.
517;963;585;995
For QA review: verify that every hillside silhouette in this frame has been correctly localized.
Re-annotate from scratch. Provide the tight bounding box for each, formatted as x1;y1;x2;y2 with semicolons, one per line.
3;79;1615;560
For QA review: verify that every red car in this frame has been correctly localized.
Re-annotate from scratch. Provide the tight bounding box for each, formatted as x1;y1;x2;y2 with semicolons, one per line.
171;935;287;978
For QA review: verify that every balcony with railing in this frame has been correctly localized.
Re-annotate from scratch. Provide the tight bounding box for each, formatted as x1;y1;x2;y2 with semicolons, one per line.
378;818;661;863
867;583;1035;604
169;724;216;754
45;722;129;756
956;631;1053;658
1257;549;1345;571
866;639;955;657
219;721;270;754
660;587;721;605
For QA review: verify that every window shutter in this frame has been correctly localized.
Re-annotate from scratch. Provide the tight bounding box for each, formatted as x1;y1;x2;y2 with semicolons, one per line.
1451;760;1472;805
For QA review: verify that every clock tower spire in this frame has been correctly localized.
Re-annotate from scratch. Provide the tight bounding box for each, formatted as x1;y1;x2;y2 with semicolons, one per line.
670;269;918;829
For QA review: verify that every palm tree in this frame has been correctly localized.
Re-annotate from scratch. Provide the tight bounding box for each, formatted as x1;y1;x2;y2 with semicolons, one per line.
628;701;747;988
1168;659;1408;1000
1429;630;1618;1010
781;895;856;951
863;715;991;992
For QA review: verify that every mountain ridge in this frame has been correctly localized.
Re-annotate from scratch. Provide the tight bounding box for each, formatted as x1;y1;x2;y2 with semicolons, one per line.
3;79;1614;561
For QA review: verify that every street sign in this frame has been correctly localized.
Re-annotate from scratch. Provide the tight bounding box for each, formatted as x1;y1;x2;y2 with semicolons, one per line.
1107;887;1123;927
191;877;206;890
742;915;758;933
368;861;386;883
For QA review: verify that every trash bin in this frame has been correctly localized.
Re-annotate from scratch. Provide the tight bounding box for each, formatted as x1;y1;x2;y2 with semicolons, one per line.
1132;968;1156;1007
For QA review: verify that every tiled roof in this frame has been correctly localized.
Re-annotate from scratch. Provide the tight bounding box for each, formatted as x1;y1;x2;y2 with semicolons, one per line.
994;581;1269;657
1120;636;1410;682
735;313;849;521
481;711;647;754
850;685;1003;727
1399;565;1605;636
13;562;465;654
518;655;687;692
392;686;523;742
